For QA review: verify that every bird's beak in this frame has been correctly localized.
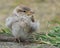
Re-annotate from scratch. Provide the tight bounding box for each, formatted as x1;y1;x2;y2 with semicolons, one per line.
26;11;35;15
30;10;35;14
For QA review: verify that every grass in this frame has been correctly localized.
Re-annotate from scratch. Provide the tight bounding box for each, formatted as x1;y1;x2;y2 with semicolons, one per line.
28;26;60;48
0;24;11;35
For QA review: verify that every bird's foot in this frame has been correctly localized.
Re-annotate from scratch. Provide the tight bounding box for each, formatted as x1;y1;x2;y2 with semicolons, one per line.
20;38;31;45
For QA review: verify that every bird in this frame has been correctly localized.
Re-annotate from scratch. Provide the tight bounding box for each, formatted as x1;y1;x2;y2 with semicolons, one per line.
6;5;39;43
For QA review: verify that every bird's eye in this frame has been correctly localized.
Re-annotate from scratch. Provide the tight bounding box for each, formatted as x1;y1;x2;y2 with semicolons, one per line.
23;11;26;12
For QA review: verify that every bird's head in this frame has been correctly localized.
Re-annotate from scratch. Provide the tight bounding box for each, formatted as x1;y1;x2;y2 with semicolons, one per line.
16;5;34;16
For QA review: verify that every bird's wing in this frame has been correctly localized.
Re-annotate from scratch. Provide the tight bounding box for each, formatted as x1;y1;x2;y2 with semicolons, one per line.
30;21;40;32
6;17;13;29
5;16;18;29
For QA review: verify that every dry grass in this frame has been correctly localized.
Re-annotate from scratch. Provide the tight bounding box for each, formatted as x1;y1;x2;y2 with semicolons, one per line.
0;0;60;32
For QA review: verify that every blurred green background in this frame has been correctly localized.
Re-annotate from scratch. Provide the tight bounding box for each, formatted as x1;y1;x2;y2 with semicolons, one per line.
0;0;60;33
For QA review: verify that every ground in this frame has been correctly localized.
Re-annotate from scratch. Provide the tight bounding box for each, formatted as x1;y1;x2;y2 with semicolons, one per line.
0;42;57;48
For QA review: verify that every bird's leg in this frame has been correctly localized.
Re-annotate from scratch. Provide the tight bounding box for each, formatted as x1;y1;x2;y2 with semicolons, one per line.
20;37;30;45
18;38;21;43
20;37;25;42
16;38;21;43
13;38;17;42
14;38;20;43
